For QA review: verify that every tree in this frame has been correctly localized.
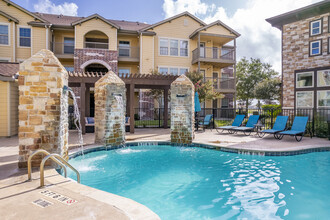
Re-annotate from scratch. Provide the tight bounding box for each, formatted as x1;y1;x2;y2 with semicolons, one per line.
254;77;281;104
236;57;278;111
185;71;224;103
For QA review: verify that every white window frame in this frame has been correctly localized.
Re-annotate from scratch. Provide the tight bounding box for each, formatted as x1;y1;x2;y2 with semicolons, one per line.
62;36;74;54
310;19;321;36
317;90;330;108
296;72;314;88
296;91;314;108
309;40;321;56
0;22;10;46
17;26;32;48
159;37;189;57
158;66;189;75
317;69;330;87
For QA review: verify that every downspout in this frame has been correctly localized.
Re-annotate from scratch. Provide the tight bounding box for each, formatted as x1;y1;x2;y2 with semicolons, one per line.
12;22;15;62
139;32;143;73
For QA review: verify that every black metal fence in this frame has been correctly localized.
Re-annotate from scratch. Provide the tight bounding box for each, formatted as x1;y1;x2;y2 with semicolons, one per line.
198;108;330;138
134;108;171;128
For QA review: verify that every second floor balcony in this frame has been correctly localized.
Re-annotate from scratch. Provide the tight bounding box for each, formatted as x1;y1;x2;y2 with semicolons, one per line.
192;47;235;68
118;46;140;62
203;77;236;93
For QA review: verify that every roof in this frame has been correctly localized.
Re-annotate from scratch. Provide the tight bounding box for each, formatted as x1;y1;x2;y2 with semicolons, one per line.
71;14;120;29
34;12;151;32
266;0;330;29
0;10;19;23
0;62;19;78
2;0;47;23
139;11;206;31
189;20;240;39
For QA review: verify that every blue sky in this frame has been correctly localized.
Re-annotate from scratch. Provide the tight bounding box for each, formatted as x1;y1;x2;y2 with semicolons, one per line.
13;0;322;72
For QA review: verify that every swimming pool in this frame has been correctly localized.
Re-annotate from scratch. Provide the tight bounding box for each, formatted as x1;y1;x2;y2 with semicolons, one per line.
67;144;330;219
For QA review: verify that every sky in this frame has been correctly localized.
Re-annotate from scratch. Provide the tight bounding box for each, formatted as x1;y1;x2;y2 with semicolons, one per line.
14;0;323;73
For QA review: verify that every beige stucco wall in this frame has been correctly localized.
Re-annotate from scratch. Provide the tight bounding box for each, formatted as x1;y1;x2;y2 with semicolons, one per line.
0;81;8;136
118;63;139;74
200;25;236;37
282;13;330;108
75;18;117;50
140;35;154;73
9;81;18;136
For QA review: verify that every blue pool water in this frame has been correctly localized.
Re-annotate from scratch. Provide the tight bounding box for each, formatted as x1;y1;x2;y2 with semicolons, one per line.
67;145;330;219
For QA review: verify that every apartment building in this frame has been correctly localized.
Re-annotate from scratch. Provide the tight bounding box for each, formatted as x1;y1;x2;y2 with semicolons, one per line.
0;0;240;135
266;1;330;110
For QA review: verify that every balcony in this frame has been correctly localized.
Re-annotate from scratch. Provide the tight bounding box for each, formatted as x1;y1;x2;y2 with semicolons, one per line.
192;47;235;68
118;46;140;62
84;42;109;50
50;42;74;58
203;77;236;93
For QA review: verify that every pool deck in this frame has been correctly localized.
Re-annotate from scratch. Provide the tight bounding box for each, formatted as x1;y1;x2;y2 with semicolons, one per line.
0;128;329;219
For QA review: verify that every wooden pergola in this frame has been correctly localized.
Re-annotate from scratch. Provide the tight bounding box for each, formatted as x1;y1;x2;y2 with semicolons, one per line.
68;72;179;134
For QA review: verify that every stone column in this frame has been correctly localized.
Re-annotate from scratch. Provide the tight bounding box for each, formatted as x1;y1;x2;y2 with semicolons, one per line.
170;75;195;144
94;71;126;146
18;49;68;168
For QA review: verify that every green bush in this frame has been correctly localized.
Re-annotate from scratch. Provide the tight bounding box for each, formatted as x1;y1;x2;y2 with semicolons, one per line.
262;104;281;118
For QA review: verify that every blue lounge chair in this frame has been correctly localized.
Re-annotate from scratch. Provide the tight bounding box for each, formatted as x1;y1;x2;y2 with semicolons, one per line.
277;116;309;142
215;115;245;134
257;116;289;138
232;115;260;136
199;114;213;131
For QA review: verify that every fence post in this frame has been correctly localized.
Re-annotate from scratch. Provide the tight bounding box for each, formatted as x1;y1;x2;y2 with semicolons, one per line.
213;108;215;128
158;108;161;128
270;108;274;128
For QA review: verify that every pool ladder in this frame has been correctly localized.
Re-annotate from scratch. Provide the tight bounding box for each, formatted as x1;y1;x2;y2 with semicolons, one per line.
27;149;80;187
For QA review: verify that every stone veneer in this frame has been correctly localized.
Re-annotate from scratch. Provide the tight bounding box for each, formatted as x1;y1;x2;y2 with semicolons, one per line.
94;71;126;145
18;49;69;168
74;48;118;73
282;13;330;108
170;75;195;144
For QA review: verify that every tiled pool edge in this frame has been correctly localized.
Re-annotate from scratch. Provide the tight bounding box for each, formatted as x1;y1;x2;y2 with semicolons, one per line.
69;141;330;158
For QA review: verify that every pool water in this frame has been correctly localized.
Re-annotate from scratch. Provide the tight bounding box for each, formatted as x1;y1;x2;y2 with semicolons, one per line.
67;145;330;219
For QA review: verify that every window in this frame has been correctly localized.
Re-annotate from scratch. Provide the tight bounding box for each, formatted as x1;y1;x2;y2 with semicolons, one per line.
159;67;168;74
160;38;168;55
63;37;74;54
118;68;130;77
159;38;188;57
317;90;330;108
296;72;313;88
180;40;188;56
310;40;321;56
119;41;130;57
64;66;74;72
180;68;188;75
317;69;330;87
0;24;9;45
170;68;178;75
0;59;10;62
296;91;314;108
221;98;229;108
170;40;178;56
310;19;322;36
19;27;31;47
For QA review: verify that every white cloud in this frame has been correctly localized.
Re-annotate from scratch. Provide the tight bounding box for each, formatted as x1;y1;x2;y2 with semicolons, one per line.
34;0;78;16
162;0;321;73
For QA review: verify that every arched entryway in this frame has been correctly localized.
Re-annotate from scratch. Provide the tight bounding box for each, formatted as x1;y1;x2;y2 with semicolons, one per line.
84;63;109;73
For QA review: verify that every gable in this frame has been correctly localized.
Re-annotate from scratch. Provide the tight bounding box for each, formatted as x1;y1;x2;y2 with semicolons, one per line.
201;25;236;37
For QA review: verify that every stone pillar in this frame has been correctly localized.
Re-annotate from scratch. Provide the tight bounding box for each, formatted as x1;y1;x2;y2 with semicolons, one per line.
18;49;68;168
94;71;126;145
170;75;195;144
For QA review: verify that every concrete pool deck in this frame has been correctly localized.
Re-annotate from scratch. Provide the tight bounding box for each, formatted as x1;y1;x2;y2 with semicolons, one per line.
0;128;329;219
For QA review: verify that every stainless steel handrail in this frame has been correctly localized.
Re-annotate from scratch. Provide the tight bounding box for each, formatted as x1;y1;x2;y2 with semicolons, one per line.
28;149;67;180
40;153;80;187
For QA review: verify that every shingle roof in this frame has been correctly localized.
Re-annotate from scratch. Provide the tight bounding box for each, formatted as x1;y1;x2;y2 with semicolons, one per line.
0;62;19;78
34;13;151;31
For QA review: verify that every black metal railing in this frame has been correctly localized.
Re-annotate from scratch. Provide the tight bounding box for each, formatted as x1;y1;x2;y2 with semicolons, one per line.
134;108;171;128
197;108;329;138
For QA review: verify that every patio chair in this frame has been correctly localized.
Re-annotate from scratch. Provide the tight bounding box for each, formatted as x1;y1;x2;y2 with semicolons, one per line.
232;115;260;136
257;116;289;138
215;115;245;134
199;114;213;131
276;116;309;142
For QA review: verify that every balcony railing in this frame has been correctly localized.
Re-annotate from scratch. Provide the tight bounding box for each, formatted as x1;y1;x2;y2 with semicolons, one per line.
118;46;140;60
203;77;235;91
84;42;109;49
192;47;235;63
50;42;74;55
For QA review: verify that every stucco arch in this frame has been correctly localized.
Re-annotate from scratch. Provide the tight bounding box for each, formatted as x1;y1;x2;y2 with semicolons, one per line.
81;59;111;71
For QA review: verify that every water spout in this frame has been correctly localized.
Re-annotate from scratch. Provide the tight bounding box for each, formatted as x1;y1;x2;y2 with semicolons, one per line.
64;86;84;155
